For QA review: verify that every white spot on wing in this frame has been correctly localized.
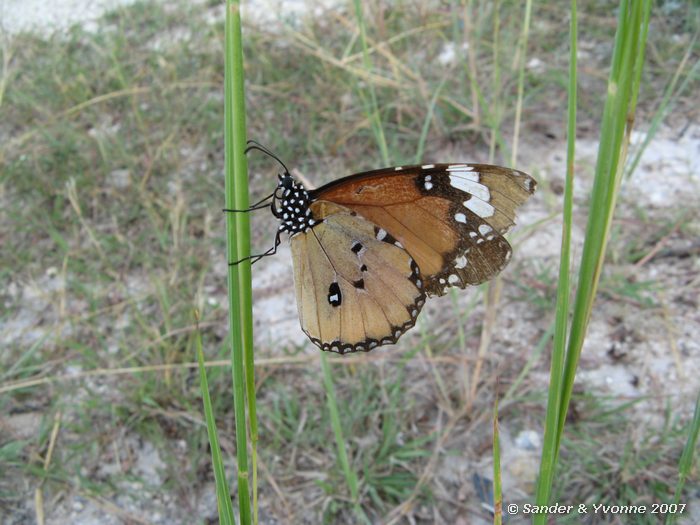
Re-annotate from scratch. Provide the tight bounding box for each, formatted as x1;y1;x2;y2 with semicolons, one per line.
478;224;493;236
450;175;490;200
454;255;468;269
449;171;480;183
376;228;387;241
424;182;433;190
455;212;467;223
464;198;495;218
422;164;435;169
448;274;459;284
394;166;403;171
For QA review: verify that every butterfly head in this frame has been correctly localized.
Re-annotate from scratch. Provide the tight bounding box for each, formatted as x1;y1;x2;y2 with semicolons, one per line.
272;173;316;235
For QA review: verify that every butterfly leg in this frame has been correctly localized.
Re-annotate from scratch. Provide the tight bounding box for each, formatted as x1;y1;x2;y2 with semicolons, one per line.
228;230;282;266
223;192;274;213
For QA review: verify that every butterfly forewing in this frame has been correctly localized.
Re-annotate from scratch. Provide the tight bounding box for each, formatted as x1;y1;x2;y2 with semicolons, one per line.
335;199;456;277
291;201;425;354
312;163;536;296
263;161;535;353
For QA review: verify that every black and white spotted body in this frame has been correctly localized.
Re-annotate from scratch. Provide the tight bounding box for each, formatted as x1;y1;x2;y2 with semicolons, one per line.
273;174;317;236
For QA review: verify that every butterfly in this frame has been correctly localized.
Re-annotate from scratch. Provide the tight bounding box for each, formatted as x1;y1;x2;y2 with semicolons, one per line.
230;142;536;355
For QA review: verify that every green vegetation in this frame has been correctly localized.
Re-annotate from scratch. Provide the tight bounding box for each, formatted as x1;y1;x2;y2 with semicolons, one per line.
1;1;698;523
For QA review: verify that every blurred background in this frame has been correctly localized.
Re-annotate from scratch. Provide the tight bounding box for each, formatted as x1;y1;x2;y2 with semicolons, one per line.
1;0;699;523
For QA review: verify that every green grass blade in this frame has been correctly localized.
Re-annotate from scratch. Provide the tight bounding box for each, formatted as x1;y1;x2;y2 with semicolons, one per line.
488;0;501;163
414;77;447;164
492;397;502;525
510;0;533;165
195;311;236;525
1;332;50;382
352;0;388;165
626;3;651;129
533;0;577;516
318;8;392;521
556;0;652;452
224;1;255;522
320;353;368;523
668;390;700;525
625;37;698;180
504;319;555;403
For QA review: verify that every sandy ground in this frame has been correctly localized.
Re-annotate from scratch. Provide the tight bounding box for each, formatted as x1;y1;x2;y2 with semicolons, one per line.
0;0;341;35
0;0;137;34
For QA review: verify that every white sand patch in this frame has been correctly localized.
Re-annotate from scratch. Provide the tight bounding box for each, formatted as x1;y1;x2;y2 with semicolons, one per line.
624;125;700;207
0;0;139;34
1;0;344;35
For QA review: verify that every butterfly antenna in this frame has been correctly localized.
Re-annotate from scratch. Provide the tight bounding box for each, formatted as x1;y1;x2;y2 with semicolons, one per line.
245;139;291;175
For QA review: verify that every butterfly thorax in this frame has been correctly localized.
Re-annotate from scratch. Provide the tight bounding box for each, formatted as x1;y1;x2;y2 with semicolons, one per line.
273;174;317;236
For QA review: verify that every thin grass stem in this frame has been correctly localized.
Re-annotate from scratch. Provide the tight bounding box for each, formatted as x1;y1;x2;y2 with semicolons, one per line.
414;77;447;164
196;310;235;525
510;0;533;165
533;0;577;515
668;390;700;524
353;0;389;165
554;0;652;460
224;1;256;522
492;396;502;525
625;37;697;179
320;354;368;523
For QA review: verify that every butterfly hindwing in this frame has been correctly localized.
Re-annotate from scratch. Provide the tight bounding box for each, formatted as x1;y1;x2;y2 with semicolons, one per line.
261;161;535;353
290;201;425;354
311;163;536;296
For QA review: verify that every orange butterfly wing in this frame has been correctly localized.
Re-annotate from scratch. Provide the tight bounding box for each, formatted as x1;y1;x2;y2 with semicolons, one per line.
290;201;425;354
311;164;536;296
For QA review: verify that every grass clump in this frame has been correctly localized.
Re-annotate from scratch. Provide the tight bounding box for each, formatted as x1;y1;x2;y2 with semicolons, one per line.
1;0;698;523
552;396;694;525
